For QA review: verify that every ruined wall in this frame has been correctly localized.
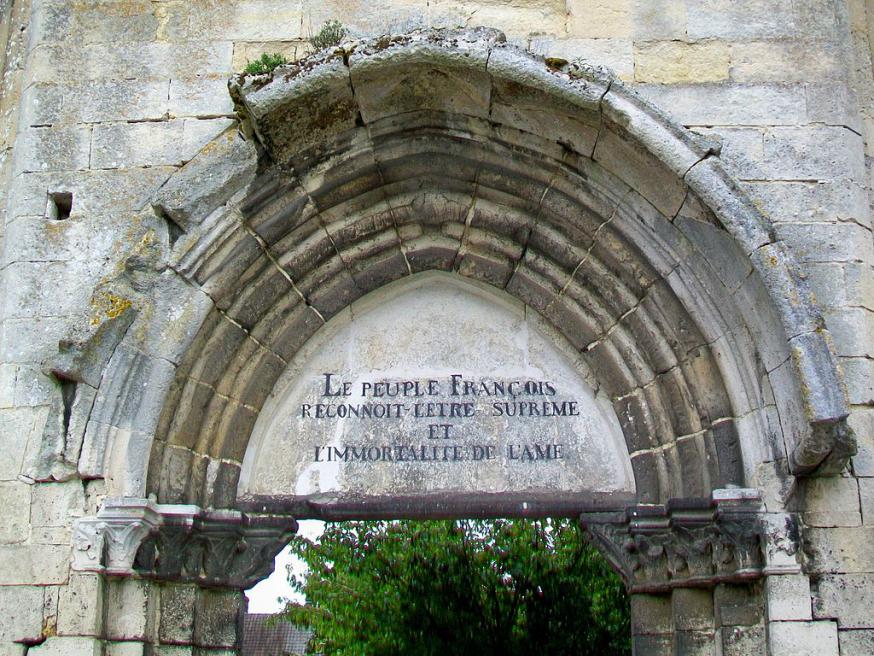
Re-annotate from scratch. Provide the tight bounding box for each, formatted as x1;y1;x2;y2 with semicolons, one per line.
0;1;872;655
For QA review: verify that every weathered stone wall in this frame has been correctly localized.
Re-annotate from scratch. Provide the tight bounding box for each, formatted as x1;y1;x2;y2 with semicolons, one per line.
0;1;872;655
0;0;31;289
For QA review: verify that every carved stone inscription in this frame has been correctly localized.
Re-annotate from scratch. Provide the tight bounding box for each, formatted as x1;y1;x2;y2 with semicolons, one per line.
240;275;635;515
306;372;575;465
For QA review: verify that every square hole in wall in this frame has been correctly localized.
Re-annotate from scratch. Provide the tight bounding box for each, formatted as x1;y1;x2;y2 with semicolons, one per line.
46;191;73;220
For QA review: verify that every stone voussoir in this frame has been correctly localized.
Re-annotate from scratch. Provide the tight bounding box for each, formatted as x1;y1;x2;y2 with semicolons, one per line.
152;128;258;233
230;48;356;166
602;80;719;179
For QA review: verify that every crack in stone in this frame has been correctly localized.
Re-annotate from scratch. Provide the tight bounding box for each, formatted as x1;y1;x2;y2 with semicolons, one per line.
581;262;679;357
213;304;289;367
235;211;326;324
287;167;372;315
179;374;260;414
484;41;497;123
589;79;613;158
681;150;715;181
833;216;874;232
169;242;297;367
378;194;415;278
367;167;415;279
451;169;481;271
671;190;689;222
504;162;561;289
543;186;630;314
87;124;94;169
75;314;139;452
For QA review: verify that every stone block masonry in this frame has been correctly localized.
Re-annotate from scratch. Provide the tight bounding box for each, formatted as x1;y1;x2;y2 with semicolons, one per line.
0;1;871;655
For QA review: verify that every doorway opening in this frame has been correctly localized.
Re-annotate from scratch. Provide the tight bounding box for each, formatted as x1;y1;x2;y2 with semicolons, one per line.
245;517;631;656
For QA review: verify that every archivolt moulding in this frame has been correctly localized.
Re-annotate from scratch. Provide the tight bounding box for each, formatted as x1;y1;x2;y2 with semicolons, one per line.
43;27;853;511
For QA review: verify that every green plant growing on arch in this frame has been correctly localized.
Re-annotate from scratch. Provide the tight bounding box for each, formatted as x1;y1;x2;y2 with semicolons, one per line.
243;52;288;75
310;19;347;50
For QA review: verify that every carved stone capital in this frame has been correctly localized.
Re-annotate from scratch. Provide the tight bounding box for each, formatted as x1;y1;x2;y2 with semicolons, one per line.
134;507;298;589
582;489;767;594
72;498;297;589
73;499;162;574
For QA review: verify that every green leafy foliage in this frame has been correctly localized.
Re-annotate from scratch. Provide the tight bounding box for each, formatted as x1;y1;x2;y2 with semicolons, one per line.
310;20;347;50
243;52;288;75
284;519;630;655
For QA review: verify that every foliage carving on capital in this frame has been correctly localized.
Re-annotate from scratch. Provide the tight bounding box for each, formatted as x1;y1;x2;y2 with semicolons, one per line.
72;500;161;574
134;509;298;589
71;499;297;589
582;489;767;593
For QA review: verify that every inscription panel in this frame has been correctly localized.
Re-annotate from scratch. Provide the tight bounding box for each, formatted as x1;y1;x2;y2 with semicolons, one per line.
240;274;635;517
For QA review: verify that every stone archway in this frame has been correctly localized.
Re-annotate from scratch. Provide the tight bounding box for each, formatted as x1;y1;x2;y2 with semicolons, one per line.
49;28;853;655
